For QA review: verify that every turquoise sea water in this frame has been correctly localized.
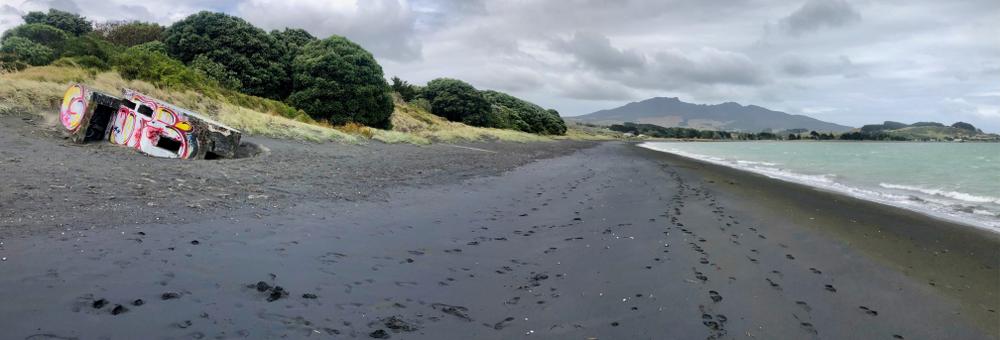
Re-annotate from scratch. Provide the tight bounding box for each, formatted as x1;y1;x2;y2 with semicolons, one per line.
641;142;1000;231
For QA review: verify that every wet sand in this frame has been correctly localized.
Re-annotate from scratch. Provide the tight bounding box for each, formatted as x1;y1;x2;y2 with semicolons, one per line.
1;140;997;339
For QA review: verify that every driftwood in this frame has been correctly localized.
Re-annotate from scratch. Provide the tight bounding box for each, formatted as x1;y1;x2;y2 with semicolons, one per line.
59;84;242;159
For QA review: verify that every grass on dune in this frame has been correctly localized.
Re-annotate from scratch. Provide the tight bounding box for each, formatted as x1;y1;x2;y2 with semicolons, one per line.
0;65;617;144
0;66;358;142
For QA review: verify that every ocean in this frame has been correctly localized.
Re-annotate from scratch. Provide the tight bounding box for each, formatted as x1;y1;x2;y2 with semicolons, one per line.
641;141;1000;232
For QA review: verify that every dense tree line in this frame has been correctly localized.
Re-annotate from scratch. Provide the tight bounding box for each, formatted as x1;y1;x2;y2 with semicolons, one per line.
390;77;566;135
0;9;565;134
609;122;734;139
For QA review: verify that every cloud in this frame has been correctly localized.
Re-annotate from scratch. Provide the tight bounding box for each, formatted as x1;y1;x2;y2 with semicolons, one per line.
550;32;765;93
779;55;867;78
552;31;645;72
781;0;861;36
236;0;422;61
555;74;637;101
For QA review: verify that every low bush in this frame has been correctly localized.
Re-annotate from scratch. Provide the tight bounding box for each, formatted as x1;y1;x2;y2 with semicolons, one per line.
112;47;210;91
0;36;55;66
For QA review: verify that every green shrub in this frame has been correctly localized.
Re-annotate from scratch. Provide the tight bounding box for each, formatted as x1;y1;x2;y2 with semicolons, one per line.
164;11;287;99
0;57;29;72
22;9;92;36
113;47;209;91
270;28;317;98
0;36;55;66
94;21;163;46
391;76;419;102
421;78;490;124
130;41;167;54
191;54;241;90
61;33;117;62
1;24;69;50
52;55;109;70
481;90;567;135
287;35;394;128
410;98;432;113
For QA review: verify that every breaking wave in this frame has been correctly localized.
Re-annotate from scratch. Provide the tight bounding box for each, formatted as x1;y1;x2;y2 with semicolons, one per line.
640;143;1000;232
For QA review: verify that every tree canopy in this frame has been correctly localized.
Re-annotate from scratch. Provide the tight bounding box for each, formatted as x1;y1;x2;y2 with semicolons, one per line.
287;35;394;128
22;9;92;36
95;21;164;47
163;11;287;98
421;78;491;123
1;23;69;50
481;90;566;135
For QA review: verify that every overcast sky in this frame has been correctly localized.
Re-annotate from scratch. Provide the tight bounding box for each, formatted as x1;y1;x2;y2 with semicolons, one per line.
3;0;998;131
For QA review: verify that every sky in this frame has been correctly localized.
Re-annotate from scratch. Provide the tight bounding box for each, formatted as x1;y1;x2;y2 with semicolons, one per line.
2;0;998;131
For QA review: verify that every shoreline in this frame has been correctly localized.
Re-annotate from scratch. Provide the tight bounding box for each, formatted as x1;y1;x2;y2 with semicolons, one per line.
638;141;1000;232
631;144;999;334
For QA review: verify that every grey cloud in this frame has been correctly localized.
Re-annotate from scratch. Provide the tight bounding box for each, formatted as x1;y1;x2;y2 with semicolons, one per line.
22;0;81;13
411;0;486;31
647;48;765;86
553;31;645;72
0;5;22;16
470;66;545;92
556;75;638;101
237;0;422;62
781;0;861;36
780;55;867;78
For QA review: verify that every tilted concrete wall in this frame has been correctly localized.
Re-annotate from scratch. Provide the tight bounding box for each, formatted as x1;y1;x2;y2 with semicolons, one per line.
60;84;242;159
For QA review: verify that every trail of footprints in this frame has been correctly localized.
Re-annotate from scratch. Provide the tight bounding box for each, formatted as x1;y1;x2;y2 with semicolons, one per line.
656;164;899;339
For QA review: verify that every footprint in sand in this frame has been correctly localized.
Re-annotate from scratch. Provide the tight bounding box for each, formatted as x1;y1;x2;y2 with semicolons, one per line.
796;301;811;312
858;306;878;316
766;278;782;290
799;322;818;335
824;284;837;292
693;269;709;282
709;290;723;303
786;254;796;260
810;267;823;275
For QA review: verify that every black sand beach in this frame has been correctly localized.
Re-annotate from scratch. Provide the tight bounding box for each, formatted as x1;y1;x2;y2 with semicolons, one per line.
1;117;997;339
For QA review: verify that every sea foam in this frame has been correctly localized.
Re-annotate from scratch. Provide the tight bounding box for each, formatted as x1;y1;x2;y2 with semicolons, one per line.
640;142;1000;232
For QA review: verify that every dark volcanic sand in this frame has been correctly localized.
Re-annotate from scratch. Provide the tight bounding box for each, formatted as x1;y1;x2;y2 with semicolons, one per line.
1;116;998;339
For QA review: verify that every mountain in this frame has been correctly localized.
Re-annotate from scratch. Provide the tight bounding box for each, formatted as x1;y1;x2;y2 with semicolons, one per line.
572;97;853;132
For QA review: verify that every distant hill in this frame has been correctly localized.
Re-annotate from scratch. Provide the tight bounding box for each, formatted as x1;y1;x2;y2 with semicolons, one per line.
572;97;853;132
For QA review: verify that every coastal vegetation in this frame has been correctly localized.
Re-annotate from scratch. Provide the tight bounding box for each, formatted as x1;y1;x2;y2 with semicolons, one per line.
0;9;573;140
608;121;998;142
